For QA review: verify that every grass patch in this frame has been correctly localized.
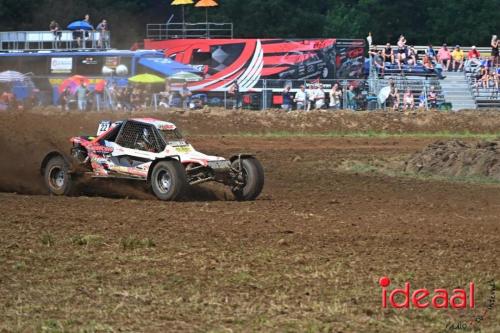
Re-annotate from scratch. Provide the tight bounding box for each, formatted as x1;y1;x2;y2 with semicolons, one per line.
120;236;156;250
71;234;103;247
40;232;55;247
228;130;500;139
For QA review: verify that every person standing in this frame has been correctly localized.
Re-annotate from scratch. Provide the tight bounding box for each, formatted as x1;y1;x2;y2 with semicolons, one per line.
293;85;308;110
281;86;293;111
313;84;325;109
49;20;62;49
82;14;94;48
329;83;342;109
180;83;192;109
76;83;88;112
228;81;241;109
491;35;499;68
96;19;110;49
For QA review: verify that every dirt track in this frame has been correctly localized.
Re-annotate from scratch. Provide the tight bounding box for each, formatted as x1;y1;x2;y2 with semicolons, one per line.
0;110;499;332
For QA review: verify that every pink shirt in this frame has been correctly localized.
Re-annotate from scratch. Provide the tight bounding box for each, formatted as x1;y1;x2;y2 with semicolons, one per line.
438;48;451;60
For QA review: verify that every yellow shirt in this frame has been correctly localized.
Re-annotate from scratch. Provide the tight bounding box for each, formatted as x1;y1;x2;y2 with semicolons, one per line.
452;50;464;61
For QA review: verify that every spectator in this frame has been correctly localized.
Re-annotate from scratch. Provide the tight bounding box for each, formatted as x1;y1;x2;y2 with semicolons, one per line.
403;88;414;111
396;35;407;70
369;47;385;76
387;79;399;111
451;45;465;71
228;81;241;109
82;14;93;48
428;86;438;109
426;44;437;61
468;45;481;60
281;86;293;111
293;85;308;110
96;19;110;49
180;83;192;109
59;87;71;111
407;45;418;67
418;90;427;110
159;82;173;109
346;85;357;110
382;43;395;64
491;35;499;67
329;83;342;109
313;84;326;109
438;44;451;71
76;83;88;112
366;32;373;48
423;55;445;79
49;20;62;49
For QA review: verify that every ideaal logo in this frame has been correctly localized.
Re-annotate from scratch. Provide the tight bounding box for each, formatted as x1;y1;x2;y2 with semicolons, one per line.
379;277;475;309
378;277;496;331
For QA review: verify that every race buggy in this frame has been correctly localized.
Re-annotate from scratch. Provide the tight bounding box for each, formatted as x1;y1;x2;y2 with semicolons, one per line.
40;118;264;201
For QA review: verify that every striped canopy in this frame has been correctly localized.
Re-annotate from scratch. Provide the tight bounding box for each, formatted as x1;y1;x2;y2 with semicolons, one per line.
0;71;26;82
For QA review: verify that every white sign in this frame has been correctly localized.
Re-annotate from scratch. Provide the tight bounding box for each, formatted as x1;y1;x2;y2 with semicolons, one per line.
51;57;73;74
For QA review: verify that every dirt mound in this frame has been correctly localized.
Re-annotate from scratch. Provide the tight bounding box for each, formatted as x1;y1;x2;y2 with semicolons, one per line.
405;139;500;179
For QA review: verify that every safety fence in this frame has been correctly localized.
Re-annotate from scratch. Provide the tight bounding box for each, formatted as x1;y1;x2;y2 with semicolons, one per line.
0;76;446;112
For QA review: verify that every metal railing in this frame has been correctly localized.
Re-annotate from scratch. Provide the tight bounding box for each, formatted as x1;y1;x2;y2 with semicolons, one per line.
146;22;233;40
0;30;111;51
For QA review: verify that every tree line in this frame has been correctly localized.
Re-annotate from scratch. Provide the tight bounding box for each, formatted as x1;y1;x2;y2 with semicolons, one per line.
0;0;498;48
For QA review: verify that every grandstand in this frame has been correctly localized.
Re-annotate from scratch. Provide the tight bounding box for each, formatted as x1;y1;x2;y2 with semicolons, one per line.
465;69;500;108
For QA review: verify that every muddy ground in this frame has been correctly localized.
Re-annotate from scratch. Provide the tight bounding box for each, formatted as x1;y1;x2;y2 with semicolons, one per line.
0;110;499;332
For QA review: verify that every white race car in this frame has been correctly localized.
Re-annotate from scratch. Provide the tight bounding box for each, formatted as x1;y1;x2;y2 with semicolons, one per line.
40;118;264;201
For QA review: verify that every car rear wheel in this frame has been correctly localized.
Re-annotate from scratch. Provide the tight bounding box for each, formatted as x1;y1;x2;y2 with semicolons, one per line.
231;158;264;201
44;156;74;196
150;160;188;201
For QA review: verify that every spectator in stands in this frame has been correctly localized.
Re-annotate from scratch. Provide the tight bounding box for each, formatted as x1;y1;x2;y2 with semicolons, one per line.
491;35;499;67
49;20;62;49
329;83;342;109
369;47;385;76
423;55;445;79
76;83;88;112
159;82;173;108
396;35;407;70
468;45;481;60
180;83;192;109
428;86;438;109
403;88;415;111
382;43;395;64
451;45;465;71
387;79;399;111
407;45;418;67
228;81;241;109
474;65;488;93
426;44;437;61
293;85;308;110
281;86;293;111
465;46;482;73
96;19;110;49
438;44;451;71
313;84;326;109
366;32;373;48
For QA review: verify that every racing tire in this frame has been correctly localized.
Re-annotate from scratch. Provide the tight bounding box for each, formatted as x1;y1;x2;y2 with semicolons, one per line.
44;155;74;196
231;158;265;201
150;160;188;201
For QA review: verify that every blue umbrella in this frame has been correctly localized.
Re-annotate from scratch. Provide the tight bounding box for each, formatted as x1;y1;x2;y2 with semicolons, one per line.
67;21;93;30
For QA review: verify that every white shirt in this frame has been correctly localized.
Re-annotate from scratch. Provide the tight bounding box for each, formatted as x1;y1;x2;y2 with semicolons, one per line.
314;88;325;102
295;90;307;103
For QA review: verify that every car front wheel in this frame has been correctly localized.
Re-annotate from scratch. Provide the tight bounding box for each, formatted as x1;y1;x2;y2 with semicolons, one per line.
231;158;265;201
150;160;188;201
